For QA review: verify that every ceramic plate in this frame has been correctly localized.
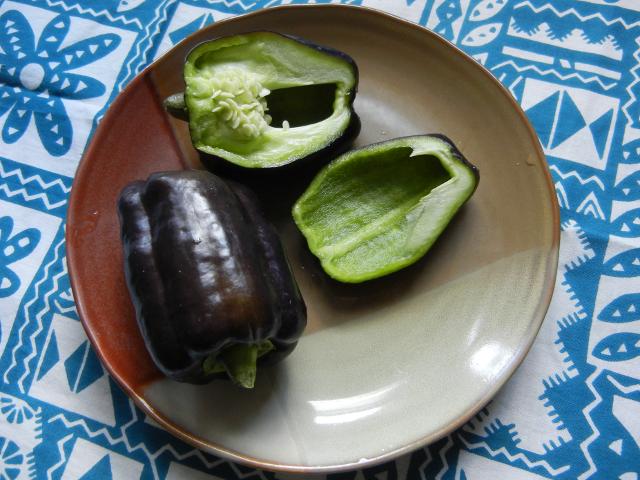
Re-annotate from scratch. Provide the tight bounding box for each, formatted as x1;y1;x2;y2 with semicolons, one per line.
67;5;559;473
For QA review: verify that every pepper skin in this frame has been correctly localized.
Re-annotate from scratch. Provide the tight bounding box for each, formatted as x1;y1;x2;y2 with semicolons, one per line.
117;170;307;387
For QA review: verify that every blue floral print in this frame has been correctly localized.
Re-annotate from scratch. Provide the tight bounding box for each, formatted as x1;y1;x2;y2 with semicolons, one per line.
0;10;120;155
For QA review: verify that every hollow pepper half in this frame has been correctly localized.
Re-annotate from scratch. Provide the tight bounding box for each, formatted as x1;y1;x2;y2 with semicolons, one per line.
117;170;307;388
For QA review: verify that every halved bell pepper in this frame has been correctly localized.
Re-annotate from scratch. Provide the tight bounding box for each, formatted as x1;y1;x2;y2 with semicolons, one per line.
117;170;306;387
292;135;479;283
167;32;359;169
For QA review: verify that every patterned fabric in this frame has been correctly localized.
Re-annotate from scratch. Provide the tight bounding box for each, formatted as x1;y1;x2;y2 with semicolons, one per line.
0;0;638;478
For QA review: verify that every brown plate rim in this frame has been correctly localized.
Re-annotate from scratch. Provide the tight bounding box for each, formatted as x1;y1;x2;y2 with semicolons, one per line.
66;4;560;473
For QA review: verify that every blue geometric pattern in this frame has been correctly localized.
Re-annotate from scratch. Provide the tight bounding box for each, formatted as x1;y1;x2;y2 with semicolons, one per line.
0;0;638;478
78;454;112;479
0;437;23;480
63;340;104;394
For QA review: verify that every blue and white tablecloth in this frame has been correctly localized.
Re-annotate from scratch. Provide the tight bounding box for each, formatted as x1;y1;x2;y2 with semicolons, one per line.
0;0;639;478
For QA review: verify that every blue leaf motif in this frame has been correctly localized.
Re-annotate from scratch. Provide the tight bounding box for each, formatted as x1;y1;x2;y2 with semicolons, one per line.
469;0;507;22
2;96;32;144
461;23;503;47
612;208;640;237
49;73;105;101
602;248;640;277
0;11;34;65
593;333;640;362
36;14;70;57
0;84;16;118
0;58;18;86
34;96;72;156
598;294;640;323
613;170;640;201
57;33;120;70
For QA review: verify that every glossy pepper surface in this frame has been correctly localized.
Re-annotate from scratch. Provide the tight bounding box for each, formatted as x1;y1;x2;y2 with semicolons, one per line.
117;170;306;387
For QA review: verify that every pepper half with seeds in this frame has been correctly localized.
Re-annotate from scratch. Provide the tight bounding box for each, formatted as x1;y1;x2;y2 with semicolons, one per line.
117;170;307;387
167;32;359;169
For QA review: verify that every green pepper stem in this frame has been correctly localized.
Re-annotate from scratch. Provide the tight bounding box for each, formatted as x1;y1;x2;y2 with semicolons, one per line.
220;344;259;389
202;340;274;388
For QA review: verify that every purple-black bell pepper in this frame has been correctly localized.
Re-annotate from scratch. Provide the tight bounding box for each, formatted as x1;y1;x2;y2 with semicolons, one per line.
117;170;306;387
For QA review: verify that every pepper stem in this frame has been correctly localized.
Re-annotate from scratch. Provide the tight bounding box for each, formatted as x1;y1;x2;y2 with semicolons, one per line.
202;340;275;389
220;344;259;389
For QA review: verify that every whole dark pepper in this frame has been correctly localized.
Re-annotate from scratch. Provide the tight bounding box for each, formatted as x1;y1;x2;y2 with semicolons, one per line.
117;170;306;387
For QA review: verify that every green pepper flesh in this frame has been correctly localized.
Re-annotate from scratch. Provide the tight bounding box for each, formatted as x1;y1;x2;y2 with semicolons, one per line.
184;32;358;168
292;135;479;283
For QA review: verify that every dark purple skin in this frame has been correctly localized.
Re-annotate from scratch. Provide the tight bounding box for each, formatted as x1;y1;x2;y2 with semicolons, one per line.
168;31;359;172
423;133;480;188
228;180;307;361
117;170;307;384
